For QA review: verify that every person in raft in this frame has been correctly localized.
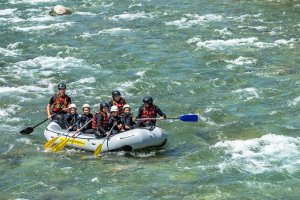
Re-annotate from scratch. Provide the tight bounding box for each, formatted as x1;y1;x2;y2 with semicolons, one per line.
77;104;94;134
92;102;110;138
108;90;126;116
63;104;80;131
47;83;71;127
136;96;166;127
121;104;136;130
107;105;124;135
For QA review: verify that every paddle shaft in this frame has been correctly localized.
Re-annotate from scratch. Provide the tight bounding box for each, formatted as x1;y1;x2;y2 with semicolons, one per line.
136;117;176;121
61;118;93;144
20;113;58;135
94;124;116;157
36;113;58;127
136;114;199;122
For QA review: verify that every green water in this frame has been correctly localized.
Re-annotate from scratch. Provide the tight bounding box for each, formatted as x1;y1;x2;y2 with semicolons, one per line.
1;0;300;199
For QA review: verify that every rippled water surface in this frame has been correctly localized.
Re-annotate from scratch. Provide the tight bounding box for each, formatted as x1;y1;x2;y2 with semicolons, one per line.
1;0;300;199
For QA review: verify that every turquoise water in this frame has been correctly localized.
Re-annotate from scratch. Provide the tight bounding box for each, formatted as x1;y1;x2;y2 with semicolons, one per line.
1;0;300;199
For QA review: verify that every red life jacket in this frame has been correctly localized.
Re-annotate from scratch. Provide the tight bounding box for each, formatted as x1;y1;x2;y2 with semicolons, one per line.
141;105;157;123
112;97;126;116
52;94;70;113
92;111;108;129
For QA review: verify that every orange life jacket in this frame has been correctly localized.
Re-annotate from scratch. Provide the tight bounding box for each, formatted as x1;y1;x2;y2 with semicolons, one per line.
141;105;157;123
92;111;108;129
112;97;126;116
52;94;70;113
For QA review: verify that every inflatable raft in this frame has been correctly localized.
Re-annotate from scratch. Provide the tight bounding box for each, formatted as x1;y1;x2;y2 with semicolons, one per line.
44;121;168;152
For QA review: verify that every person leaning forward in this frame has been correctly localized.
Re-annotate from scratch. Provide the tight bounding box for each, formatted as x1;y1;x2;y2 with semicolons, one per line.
47;83;71;127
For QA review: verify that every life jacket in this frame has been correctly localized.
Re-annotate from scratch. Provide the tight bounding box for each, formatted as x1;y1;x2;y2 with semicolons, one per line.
52;94;70;113
141;105;157;123
112;97;126;116
92;111;108;129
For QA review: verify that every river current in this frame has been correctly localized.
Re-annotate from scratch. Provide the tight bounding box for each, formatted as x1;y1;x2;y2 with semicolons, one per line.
1;0;300;199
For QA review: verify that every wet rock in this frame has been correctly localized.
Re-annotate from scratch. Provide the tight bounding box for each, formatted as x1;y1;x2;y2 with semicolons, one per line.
49;5;72;16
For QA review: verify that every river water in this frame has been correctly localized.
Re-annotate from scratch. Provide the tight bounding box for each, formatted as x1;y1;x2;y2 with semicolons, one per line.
1;0;300;199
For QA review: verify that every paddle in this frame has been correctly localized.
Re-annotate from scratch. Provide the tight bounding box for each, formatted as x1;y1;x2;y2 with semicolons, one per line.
44;128;71;150
20;113;57;135
94;124;117;158
51;118;93;153
44;121;78;150
136;114;199;122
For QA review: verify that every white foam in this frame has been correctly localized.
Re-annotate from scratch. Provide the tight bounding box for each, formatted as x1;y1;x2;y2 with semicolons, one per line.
214;28;232;35
0;47;19;57
109;12;154;21
225;56;257;70
9;0;57;4
1;85;48;93
165;14;223;28
187;37;258;50
228;13;262;22
76;12;97;16
7;42;23;49
0;8;17;16
91;177;99;182
172;81;181;85
238;25;268;31
100;2;113;8
135;71;146;77
0;104;22;117
16;138;32;145
96;189;107;195
212;134;300;174
97;27;132;35
0;78;7;83
129;3;142;8
225;56;257;66
188;37;295;50
14;22;74;32
77;77;96;84
269;111;277;115
78;28;132;38
288;96;300;107
14;56;85;71
0;16;25;23
39;71;54;76
232;87;259;101
3;144;14;154
255;38;296;48
28;15;56;22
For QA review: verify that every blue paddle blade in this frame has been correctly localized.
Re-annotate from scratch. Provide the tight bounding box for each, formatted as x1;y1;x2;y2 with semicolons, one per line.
178;114;199;122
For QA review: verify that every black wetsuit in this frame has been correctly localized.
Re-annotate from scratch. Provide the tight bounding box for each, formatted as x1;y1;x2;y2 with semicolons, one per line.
121;112;135;130
77;113;94;133
64;113;80;131
107;115;124;134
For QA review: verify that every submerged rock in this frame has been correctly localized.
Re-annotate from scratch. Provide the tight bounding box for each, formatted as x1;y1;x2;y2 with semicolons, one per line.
49;5;72;16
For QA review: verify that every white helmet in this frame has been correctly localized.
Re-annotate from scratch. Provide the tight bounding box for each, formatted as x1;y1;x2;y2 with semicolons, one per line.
82;104;90;109
110;105;118;112
68;104;76;109
123;104;130;110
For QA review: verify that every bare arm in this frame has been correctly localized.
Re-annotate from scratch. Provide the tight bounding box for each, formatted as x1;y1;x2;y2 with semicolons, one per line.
47;104;52;119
